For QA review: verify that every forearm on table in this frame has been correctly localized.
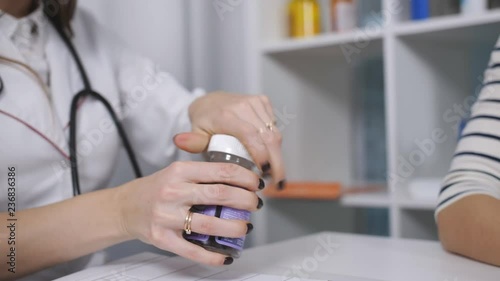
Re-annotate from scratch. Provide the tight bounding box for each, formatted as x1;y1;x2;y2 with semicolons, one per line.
0;186;132;280
437;194;500;267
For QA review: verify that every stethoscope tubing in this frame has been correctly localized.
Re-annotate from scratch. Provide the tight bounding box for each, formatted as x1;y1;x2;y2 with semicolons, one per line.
46;13;143;196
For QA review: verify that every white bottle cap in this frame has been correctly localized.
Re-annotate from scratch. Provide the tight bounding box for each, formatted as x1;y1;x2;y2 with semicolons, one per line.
208;134;253;163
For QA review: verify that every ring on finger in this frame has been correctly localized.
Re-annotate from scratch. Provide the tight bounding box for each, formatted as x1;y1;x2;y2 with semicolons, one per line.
184;210;194;235
265;121;275;132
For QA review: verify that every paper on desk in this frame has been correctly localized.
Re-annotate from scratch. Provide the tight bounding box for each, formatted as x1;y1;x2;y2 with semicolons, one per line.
54;252;327;281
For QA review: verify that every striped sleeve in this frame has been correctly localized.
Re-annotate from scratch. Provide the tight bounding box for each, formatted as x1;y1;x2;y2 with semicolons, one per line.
436;36;500;217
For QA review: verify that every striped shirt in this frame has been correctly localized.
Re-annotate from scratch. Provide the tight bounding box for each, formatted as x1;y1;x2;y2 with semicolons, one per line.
436;36;500;216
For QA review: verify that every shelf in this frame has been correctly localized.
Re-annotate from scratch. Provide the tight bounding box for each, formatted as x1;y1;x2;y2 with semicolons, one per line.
341;191;391;208
393;11;500;42
262;182;342;200
260;28;384;56
260;11;500;55
341;191;437;210
395;192;437;211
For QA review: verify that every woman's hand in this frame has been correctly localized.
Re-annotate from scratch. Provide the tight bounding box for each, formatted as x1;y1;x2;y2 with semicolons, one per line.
174;92;286;188
117;161;264;266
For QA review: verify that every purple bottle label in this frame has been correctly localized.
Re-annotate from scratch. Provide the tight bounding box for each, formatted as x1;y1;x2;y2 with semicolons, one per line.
186;206;250;251
215;207;250;250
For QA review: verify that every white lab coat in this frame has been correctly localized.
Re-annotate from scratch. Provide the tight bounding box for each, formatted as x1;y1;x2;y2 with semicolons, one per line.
0;9;202;280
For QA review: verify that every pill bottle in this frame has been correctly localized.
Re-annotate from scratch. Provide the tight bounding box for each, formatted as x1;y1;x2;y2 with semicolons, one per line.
184;134;255;258
288;0;322;38
331;0;356;32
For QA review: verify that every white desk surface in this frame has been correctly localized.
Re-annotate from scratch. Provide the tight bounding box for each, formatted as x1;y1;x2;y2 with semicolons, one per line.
59;232;499;281
230;232;499;281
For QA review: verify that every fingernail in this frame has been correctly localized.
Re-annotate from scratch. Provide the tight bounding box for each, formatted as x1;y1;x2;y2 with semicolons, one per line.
224;257;234;265
261;162;271;174
257;197;264;209
258;178;265;190
246;223;254;234
278;180;286;190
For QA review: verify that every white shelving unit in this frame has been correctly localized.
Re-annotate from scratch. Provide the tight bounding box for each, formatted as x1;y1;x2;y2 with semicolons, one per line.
261;28;385;54
191;0;500;246
244;0;500;243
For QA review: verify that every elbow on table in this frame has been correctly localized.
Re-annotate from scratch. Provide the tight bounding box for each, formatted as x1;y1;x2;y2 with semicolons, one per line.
436;211;463;257
436;195;500;267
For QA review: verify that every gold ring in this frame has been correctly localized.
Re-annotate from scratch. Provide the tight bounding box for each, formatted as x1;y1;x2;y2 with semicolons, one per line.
184;210;194;235
265;122;274;132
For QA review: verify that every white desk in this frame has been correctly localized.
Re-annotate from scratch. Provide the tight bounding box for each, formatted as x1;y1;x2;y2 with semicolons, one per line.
59;232;499;281
231;232;499;281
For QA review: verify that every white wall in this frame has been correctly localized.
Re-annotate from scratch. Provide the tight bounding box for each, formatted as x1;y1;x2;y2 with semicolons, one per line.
78;0;190;86
188;0;249;93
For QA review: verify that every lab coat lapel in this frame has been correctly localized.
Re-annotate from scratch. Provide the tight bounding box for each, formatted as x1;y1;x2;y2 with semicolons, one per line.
0;27;26;63
0;27;69;158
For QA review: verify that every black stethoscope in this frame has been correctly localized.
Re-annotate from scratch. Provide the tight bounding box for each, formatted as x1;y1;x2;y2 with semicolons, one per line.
0;11;142;196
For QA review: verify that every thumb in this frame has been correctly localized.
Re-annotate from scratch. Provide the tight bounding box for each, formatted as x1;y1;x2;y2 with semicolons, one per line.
173;132;210;153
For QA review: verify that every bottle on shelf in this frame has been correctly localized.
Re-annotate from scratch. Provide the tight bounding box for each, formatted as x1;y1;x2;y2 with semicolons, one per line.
331;0;356;32
411;0;430;20
288;0;322;38
460;0;488;14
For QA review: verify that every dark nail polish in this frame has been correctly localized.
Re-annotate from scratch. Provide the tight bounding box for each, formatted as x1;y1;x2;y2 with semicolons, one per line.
224;257;234;265
261;162;271;173
246;223;254;234
257;197;264;209
278;180;286;190
258;178;265;190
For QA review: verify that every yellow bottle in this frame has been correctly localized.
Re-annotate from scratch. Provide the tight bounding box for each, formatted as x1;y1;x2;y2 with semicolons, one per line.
288;0;321;38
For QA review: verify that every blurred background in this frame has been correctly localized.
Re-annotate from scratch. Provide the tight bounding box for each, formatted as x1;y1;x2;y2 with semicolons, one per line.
79;0;500;260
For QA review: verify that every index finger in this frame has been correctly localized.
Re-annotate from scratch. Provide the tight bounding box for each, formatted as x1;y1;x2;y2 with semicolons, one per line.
252;96;286;186
260;128;286;187
171;162;262;192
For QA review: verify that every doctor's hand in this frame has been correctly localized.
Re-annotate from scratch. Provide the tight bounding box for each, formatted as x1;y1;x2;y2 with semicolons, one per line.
117;161;263;266
174;92;286;189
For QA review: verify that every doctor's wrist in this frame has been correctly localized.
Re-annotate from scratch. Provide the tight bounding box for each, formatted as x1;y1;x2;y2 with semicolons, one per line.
110;184;137;242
